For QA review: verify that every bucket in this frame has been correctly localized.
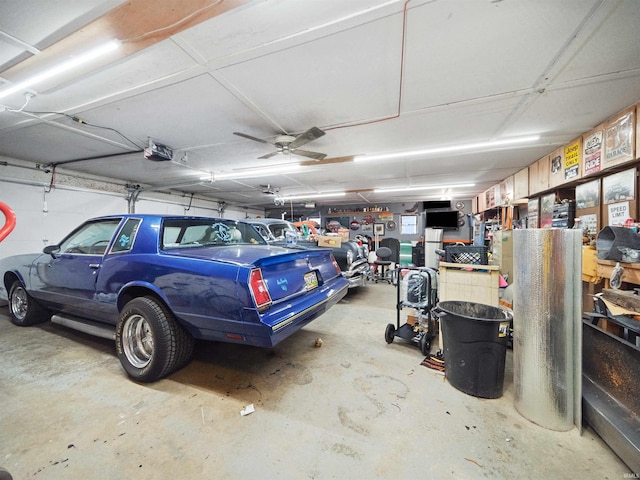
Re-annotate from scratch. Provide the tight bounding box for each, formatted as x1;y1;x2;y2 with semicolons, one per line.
438;300;512;399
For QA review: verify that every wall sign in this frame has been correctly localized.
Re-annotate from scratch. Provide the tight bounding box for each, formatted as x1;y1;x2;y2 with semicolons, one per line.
607;201;631;226
564;139;581;180
583;129;603;176
604;110;635;167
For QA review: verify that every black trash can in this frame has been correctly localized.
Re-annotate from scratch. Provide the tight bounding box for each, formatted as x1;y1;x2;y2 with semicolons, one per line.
438;300;512;399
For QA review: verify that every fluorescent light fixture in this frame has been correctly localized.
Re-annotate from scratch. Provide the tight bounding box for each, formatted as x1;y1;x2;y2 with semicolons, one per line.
374;183;475;194
0;40;121;101
281;192;345;201
214;164;301;181
354;135;540;163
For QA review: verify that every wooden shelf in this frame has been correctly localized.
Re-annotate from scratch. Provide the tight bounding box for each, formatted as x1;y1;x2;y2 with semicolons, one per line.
327;210;390;215
597;259;640;287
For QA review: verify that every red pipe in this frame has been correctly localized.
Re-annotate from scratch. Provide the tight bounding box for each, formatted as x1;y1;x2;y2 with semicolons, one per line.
0;202;16;243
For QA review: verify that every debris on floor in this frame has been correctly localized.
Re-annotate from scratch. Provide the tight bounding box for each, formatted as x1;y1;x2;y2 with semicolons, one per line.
421;354;445;374
240;404;255;416
315;337;323;347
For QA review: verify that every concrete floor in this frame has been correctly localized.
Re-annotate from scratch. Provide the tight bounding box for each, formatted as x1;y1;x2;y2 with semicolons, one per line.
0;282;631;479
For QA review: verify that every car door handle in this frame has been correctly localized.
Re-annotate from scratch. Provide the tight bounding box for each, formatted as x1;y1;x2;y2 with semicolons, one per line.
89;264;101;269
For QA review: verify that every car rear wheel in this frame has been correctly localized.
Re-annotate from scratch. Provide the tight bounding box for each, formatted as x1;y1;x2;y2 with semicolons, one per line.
116;296;195;383
8;281;48;326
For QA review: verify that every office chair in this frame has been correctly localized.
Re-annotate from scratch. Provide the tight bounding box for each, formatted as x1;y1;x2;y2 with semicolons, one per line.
374;246;393;284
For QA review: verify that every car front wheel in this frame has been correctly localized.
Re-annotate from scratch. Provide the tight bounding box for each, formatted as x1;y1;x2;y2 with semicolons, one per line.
8;281;48;326
116;296;195;383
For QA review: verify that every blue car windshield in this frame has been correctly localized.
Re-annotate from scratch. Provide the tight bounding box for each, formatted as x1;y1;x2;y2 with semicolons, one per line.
161;218;266;249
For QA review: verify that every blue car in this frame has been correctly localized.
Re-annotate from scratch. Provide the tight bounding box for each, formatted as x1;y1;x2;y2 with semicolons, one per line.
0;215;348;382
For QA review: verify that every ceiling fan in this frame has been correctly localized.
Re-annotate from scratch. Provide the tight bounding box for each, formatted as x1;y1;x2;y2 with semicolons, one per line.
260;184;278;195
234;127;327;160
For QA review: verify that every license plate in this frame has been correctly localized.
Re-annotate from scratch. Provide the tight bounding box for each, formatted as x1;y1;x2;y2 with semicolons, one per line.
304;271;318;291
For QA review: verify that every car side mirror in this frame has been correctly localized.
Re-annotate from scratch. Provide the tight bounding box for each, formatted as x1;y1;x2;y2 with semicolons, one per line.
43;245;60;257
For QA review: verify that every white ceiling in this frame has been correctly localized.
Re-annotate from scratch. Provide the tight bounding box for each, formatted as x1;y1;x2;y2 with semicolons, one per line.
1;0;640;212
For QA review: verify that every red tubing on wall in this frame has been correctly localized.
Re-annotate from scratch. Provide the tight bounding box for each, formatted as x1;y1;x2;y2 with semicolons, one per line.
0;202;16;243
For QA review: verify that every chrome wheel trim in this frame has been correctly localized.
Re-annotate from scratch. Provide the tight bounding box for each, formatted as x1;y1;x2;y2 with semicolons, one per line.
122;314;154;369
10;286;28;320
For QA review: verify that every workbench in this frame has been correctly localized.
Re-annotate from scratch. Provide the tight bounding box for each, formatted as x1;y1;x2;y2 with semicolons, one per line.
594;259;640;335
596;259;640;288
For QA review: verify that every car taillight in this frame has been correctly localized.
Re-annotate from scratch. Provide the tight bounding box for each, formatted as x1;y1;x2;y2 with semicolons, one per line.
331;255;341;274
249;268;272;311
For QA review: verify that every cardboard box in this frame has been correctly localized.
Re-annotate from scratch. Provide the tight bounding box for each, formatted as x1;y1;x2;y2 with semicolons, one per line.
337;229;350;241
407;314;418;326
317;235;342;247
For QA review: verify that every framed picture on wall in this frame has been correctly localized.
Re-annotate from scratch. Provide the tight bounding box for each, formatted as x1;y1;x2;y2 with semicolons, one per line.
575;179;600;209
602;168;635;204
374;223;385;236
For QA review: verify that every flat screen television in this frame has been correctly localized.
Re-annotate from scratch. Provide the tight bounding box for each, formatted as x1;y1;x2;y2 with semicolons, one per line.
423;200;451;210
425;210;459;229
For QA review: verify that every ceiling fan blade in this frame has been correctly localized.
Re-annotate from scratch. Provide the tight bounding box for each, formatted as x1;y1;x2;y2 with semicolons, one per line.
291;149;327;160
289;126;325;149
299;154;357;166
234;132;272;145
258;151;281;160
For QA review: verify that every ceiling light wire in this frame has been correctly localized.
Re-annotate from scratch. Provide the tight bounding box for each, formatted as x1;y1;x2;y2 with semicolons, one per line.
0;93;34;113
22;110;145;149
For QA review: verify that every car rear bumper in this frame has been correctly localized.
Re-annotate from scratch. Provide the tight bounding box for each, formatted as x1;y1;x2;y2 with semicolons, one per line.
271;281;349;340
342;260;371;288
345;273;367;288
186;275;349;347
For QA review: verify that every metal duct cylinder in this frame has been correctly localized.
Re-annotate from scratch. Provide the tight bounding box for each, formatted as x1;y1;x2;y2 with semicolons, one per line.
513;229;582;431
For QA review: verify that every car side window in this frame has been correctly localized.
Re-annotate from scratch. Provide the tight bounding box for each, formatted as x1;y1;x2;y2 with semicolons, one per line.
111;218;141;253
255;225;270;240
59;219;121;255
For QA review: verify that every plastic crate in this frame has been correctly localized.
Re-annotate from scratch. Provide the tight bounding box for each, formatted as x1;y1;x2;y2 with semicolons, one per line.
445;245;489;265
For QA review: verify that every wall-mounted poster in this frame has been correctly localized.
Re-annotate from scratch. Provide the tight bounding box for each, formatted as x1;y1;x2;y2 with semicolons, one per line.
500;176;514;205
575;179;600;209
527;198;539;228
548;148;565;188
564;139;581;180
540;193;555;228
578;213;598;236
604;109;635;168
485;185;496;208
602;168;635;204
583;128;603;176
325;217;350;232
607;202;631;226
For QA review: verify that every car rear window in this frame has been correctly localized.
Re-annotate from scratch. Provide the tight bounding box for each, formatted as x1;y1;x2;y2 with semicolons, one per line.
161;218;266;249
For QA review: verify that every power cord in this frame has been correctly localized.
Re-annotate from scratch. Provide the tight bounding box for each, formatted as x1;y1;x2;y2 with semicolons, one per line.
20;109;145;149
0;92;35;113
